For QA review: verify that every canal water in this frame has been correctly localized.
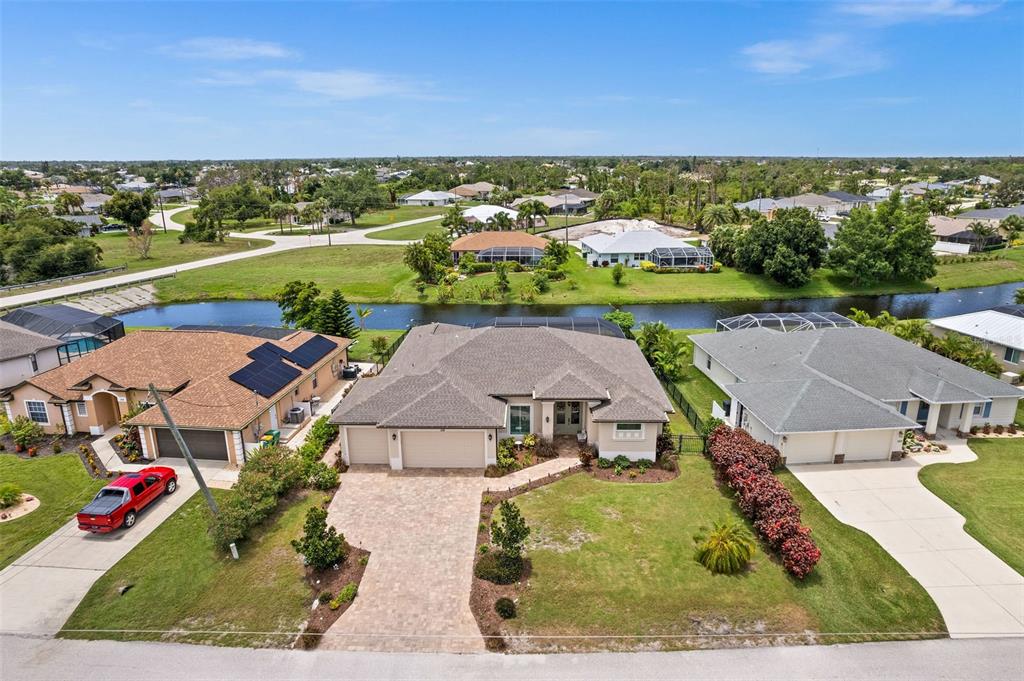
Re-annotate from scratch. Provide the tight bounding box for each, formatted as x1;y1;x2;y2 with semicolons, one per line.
117;281;1023;330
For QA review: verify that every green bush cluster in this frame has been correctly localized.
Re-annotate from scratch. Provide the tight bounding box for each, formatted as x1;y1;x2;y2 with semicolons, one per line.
296;416;340;489
329;582;358;609
0;482;23;508
292;505;346;571
474;551;523;584
494;597;516;619
208;445;304;550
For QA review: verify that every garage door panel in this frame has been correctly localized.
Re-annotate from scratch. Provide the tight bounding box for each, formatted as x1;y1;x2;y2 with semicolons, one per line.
782;433;833;465
845;430;894;461
401;430;484;468
346;427;389;464
155;428;228;461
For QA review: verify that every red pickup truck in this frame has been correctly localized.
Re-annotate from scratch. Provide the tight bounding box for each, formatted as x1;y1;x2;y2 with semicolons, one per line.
77;467;178;533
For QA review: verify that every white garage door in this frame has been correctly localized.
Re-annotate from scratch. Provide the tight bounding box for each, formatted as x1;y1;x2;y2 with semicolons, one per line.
401;430;485;468
346;427;389;464
845;430;895;461
782;432;835;465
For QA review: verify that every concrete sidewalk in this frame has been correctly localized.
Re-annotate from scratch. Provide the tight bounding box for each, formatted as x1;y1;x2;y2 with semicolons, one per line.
790;439;1024;638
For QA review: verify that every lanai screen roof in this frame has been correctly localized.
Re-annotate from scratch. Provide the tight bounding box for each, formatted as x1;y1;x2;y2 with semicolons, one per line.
1;304;123;340
716;312;858;333
471;316;625;338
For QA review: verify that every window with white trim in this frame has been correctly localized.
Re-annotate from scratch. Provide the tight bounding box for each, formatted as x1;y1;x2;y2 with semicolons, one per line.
973;402;992;418
1004;347;1020;364
76;402;88;417
25;400;49;424
613;422;644;440
509;405;531;436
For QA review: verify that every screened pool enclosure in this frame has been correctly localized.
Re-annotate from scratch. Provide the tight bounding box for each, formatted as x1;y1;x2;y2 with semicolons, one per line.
716;312;859;333
476;246;545;266
650;245;715;269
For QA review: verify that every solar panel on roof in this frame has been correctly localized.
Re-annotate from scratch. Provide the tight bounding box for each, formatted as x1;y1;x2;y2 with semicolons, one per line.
247;341;297;365
229;358;301;397
289;335;338;368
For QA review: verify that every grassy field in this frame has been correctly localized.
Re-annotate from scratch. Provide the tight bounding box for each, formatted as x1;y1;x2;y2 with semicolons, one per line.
154;244;1024;306
0;454;105;570
61;489;323;647
918;438;1024;575
533;213;597;234
347;328;405;362
505;459;944;650
365;219;445;241
352;205;447;227
169;208;277;232
156;245;412;302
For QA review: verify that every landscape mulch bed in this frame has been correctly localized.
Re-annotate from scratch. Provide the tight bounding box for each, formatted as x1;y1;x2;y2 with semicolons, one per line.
484;450;560;478
296;544;371;649
0;432;94;460
470;465;581;652
587;458;680;483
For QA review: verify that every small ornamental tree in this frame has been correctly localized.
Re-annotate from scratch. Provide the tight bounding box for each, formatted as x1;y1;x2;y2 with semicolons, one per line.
292;506;347;570
494;262;511;294
694;520;756;574
611;262;626;285
491;500;531;559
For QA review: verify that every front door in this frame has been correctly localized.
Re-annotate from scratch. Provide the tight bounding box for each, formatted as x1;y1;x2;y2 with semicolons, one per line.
554;401;582;435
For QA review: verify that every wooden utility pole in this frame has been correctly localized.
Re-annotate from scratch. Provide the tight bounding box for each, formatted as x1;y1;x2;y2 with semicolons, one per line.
148;384;219;515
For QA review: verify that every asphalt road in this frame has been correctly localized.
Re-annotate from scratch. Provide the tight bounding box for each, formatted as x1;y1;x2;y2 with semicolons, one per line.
2;635;1021;681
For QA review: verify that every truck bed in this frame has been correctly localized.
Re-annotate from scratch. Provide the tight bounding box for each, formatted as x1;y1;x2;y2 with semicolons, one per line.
79;491;126;517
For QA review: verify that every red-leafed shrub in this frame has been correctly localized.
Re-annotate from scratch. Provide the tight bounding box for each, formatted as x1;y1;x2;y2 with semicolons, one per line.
706;424;821;579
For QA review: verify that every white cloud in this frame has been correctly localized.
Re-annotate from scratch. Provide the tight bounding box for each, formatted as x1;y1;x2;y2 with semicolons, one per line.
162;37;295;60
741;34;886;78
839;1;1000;24
262;69;418;99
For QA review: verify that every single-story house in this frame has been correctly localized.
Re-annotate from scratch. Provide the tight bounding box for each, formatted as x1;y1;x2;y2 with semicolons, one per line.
449;231;549;265
81;193;112;213
156;187;198;202
451;182;497;200
822;190;880;213
461;204;519;225
1;305;125;365
580;229;712;268
930;305;1024;374
0;321;61;390
929;215;1004;252
552;187;598;200
692;326;1022;465
330;321;673;469
902;181;952;197
399;190;459;206
957;204;1024;221
734;193;844;219
1;329;350;466
59;213;104;237
513;193;590;215
115;180;156;192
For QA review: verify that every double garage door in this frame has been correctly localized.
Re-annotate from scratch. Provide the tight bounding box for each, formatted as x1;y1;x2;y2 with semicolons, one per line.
154;428;229;461
345;427;485;468
783;430;896;464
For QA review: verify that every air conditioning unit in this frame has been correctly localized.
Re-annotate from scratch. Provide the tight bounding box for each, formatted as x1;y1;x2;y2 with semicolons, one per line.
999;371;1020;384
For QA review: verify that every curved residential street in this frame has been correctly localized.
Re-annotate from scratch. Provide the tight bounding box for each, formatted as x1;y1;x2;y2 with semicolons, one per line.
0;206;441;310
2;633;1021;681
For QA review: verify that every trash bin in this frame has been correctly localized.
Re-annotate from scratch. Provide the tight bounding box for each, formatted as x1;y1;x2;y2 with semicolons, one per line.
261;429;281;447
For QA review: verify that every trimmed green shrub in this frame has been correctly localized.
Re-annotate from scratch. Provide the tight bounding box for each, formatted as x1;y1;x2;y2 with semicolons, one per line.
0;482;23;508
494;597;516;619
474;551;523;584
329;582;358;609
291;506;347;570
694;520;757;574
596;457;614;469
307;461;340;490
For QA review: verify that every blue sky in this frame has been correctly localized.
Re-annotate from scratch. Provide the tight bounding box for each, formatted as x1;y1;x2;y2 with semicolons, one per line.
2;1;1022;160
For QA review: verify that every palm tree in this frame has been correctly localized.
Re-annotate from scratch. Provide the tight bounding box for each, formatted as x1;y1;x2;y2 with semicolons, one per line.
1015;288;1024;305
268;202;295;234
516;199;550;233
487;212;515;232
698;203;737;232
968;220;997;250
355;304;373;331
694;521;756;575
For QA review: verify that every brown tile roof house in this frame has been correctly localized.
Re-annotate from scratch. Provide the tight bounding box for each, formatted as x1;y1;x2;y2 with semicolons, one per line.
330;322;672;469
450;181;496;198
1;329;350;465
450;231;548;253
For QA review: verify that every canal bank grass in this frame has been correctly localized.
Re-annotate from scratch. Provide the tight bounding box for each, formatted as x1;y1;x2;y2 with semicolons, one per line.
153;245;1024;306
347;329;405;362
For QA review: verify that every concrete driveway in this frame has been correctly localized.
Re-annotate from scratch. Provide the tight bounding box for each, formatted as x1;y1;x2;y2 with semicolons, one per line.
321;457;577;652
789;441;1023;638
0;462;222;635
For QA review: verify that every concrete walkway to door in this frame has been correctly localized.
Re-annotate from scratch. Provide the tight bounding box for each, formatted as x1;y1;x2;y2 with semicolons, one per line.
789;438;1023;638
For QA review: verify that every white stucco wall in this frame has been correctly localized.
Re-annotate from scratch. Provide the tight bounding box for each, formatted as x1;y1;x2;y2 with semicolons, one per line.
693;347;739;390
594;421;660;461
0;347;60;390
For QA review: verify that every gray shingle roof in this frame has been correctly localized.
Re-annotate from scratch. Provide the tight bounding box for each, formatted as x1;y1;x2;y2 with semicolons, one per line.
332;324;671;428
692;326;1020;433
0;320;62;362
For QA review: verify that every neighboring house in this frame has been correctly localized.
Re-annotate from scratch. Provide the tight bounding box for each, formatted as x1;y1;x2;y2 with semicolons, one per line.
449;231;549;265
59;214;104;237
0;329;350;466
580;229;712;269
692;326;1022;464
399;190;459;206
451;182;497;200
930;305;1024;374
1;305;125;365
461;204;519;225
552;187;598;201
867;186;895;200
957;204;1024;221
929;216;1004;253
0;321;61;390
81;193;112;213
734;193;844;219
115;180;156;192
822;190;880;213
901;181;952;197
155;187;197;202
330;320;673;469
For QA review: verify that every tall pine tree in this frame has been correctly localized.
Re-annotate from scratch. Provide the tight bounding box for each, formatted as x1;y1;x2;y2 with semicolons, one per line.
312;289;359;338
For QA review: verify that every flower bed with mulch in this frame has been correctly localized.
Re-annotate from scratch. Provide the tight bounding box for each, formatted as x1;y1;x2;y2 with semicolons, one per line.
470;466;581;652
484;435;564;478
295;544;371;649
586;453;680;483
0;431;94;460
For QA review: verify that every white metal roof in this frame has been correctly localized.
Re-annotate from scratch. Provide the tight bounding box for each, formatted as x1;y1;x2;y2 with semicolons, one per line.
461;205;518;222
406;190;457;202
930;309;1024;351
580;229;689;254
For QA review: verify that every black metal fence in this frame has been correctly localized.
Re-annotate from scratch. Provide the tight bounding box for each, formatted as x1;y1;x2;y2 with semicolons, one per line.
657;373;709;455
675;434;706;454
376;328;410;368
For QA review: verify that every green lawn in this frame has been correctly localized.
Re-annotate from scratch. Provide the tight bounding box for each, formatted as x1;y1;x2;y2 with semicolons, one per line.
918;438;1024;575
61;489;323;648
350;205;446;227
505;459;944;650
0;454;105;570
673;330;728;422
347;328;405;362
156;245;412;303
365;220;445;241
532;213;595;234
169;208;277;232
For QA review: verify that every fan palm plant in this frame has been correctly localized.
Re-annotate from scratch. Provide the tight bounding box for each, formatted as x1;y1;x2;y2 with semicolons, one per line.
355;304;373;331
694;521;756;575
487;212;515;231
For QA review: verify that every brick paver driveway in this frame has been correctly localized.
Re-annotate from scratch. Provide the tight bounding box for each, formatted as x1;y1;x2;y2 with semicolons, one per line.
320;458;575;652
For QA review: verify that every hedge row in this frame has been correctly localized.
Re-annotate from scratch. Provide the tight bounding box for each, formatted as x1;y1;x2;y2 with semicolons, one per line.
706;425;821;579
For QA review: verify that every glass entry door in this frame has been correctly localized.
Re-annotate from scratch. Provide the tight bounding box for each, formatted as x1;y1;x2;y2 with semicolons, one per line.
554;401;582;434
